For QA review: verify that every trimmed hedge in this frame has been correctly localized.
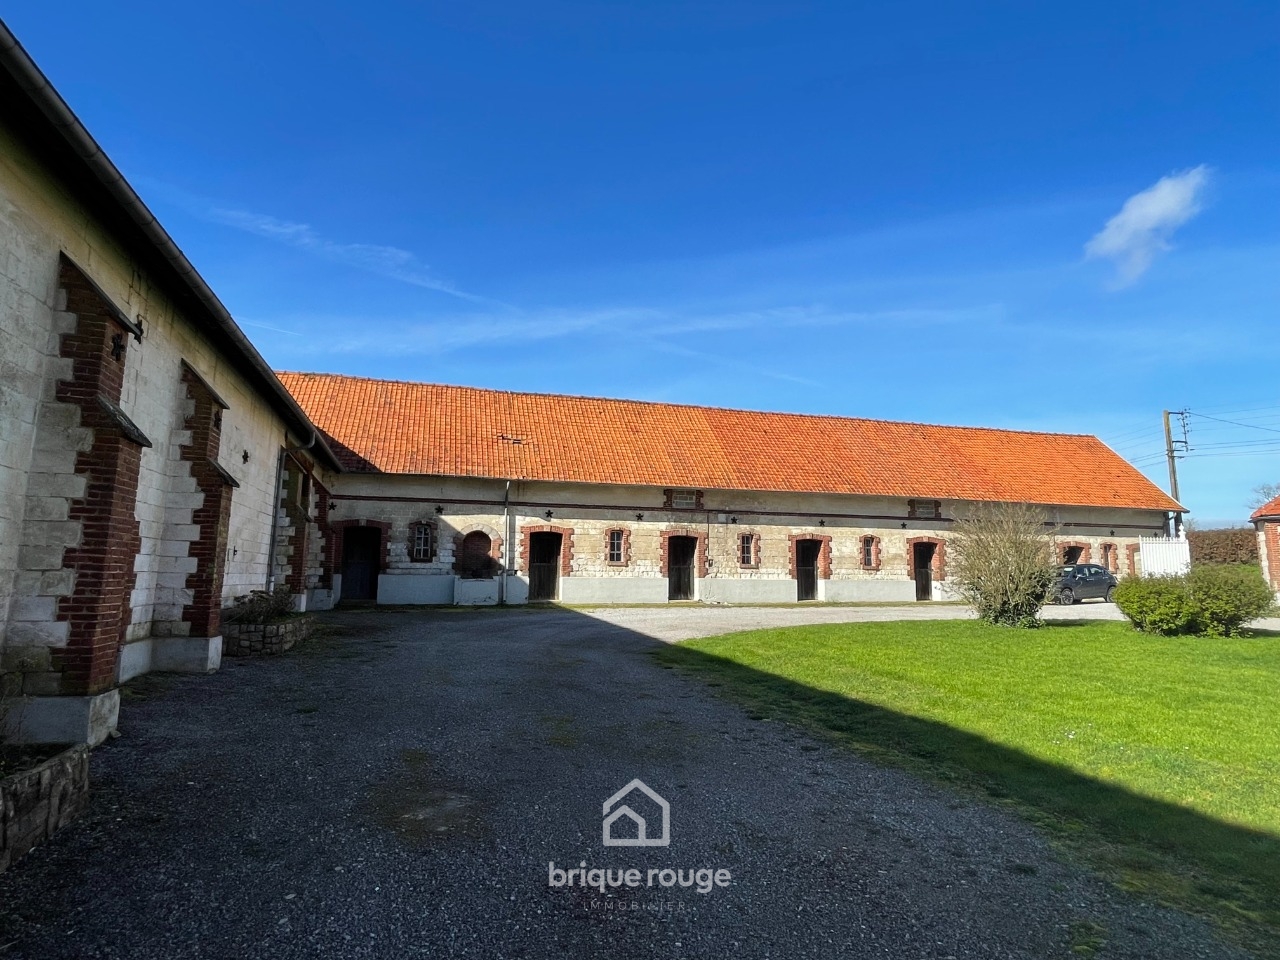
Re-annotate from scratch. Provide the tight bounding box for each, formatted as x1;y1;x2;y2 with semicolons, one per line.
1113;565;1274;637
1187;528;1258;565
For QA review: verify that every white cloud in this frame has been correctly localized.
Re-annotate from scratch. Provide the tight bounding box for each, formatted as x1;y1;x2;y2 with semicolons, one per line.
208;207;491;304
1085;165;1210;285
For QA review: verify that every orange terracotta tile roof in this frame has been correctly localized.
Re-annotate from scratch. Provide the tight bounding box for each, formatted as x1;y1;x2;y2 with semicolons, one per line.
1251;494;1280;521
277;372;1184;512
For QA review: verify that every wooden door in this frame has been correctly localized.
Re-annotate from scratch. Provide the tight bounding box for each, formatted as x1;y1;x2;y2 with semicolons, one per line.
913;542;935;601
341;527;381;602
668;536;696;601
528;532;562;602
796;539;820;601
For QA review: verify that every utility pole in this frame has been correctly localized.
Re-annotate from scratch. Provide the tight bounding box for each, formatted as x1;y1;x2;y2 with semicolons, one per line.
1163;409;1186;537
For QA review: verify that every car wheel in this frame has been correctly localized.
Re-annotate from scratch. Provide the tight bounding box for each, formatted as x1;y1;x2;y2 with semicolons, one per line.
1105;586;1115;603
1058;587;1076;605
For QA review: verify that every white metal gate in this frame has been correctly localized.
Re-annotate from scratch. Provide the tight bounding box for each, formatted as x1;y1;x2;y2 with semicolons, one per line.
1138;536;1191;577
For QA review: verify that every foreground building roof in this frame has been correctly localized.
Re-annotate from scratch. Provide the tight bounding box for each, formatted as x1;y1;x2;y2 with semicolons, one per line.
1251;494;1280;522
280;372;1183;513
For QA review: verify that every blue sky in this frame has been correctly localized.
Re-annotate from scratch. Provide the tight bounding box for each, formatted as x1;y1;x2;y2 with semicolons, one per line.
6;2;1279;524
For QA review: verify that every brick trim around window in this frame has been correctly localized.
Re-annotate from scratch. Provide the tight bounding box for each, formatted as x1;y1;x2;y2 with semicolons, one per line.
737;531;761;569
859;534;882;571
659;528;708;578
1058;540;1092;564
1126;542;1140;577
788;534;832;580
907;499;943;520
1099;542;1119;573
520;524;574;576
905;536;947;582
603;527;632;567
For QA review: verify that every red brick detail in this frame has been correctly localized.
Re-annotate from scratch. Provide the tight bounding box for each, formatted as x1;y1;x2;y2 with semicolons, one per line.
1261;521;1280;592
659;529;708;578
662;488;705;510
788;534;833;580
905;536;947;582
1125;542;1140;577
907;499;943;520
603;527;632;567
178;365;234;637
280;458;313;594
330;519;392;575
737;531;761;569
1058;540;1092;564
520;524;575;576
860;535;883;571
1099;542;1119;574
452;529;504;563
51;258;148;695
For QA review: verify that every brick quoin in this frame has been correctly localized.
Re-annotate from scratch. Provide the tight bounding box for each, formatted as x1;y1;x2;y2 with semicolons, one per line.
520;524;575;576
905;536;947;582
788;534;832;579
179;363;236;638
859;534;883;571
1126;543;1141;577
1262;521;1280;592
603;527;632;567
658;529;707;578
53;257;150;695
281;456;314;595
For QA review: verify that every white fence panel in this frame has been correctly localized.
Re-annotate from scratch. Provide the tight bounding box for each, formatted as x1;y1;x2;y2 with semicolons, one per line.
1138;536;1191;577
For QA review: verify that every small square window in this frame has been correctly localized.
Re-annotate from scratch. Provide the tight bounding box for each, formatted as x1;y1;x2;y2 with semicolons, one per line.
909;499;940;519
671;490;698;510
739;534;755;566
607;529;625;564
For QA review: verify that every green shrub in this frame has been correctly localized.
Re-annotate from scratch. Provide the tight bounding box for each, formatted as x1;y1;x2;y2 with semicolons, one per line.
222;585;296;624
1113;575;1200;635
1113;567;1274;637
1186;564;1275;637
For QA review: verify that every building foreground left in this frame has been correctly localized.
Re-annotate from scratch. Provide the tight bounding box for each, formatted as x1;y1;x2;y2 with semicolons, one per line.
0;23;341;745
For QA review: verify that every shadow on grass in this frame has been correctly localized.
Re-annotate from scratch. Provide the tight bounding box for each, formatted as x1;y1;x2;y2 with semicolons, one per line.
653;627;1280;958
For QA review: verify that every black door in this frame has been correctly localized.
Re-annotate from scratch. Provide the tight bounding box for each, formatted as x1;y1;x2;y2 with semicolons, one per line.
341;527;381;603
668;536;697;601
528;532;562;602
913;542;936;601
796;539;821;601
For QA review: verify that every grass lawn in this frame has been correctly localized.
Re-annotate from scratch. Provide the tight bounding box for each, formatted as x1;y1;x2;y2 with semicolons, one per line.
654;619;1280;956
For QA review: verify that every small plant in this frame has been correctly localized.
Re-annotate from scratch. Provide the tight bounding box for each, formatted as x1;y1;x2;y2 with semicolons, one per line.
1186;564;1275;637
1113;575;1199;636
949;503;1059;627
1113;566;1274;637
222;585;296;624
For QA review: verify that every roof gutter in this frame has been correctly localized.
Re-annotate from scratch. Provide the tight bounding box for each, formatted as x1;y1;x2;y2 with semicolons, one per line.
0;20;338;471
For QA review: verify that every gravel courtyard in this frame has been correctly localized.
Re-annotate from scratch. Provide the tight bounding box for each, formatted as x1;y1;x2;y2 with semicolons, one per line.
0;605;1248;959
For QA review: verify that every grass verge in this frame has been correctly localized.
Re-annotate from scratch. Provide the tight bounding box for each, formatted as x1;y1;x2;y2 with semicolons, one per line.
653;618;1280;957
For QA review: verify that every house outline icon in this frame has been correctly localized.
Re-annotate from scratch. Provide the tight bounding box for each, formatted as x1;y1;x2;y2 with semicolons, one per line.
602;778;670;847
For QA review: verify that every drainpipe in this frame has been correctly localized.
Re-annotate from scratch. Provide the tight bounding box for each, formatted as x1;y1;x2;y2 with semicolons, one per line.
499;480;511;605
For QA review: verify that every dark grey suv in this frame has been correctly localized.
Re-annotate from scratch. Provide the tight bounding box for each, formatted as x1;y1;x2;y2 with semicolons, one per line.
1054;563;1117;604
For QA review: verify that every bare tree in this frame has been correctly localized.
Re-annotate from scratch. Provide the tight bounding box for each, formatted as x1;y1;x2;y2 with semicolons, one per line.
949;502;1060;628
1249;482;1280;510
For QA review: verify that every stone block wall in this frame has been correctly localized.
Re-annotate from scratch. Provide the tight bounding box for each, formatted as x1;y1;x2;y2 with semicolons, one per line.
0;744;90;873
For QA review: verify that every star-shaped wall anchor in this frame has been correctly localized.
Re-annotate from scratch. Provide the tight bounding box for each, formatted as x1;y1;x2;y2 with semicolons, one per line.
110;333;126;361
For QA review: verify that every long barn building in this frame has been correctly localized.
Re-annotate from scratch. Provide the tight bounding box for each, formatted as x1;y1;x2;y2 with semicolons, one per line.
277;373;1183;608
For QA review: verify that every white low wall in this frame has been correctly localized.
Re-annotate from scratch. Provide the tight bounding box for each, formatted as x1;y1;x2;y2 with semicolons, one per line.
559;577;670;604
377;573;455;605
454;578;499;606
700;578;798;603
821;580;918;602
